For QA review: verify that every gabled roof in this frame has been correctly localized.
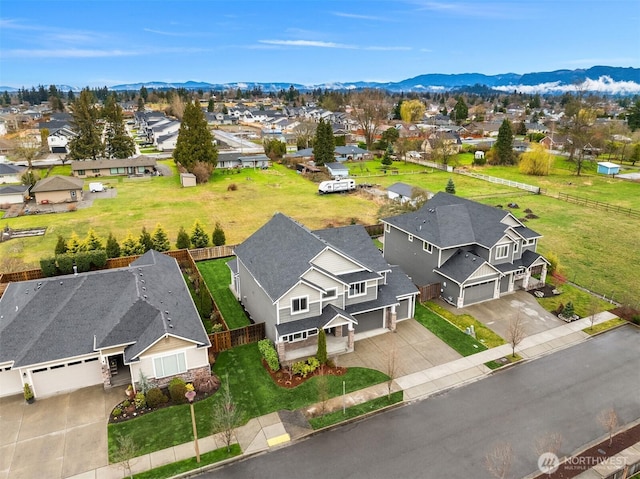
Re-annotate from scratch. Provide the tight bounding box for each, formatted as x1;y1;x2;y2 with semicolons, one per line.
70;155;156;171
435;249;501;285
387;182;415;198
325;162;349;171
0;250;209;368
31;175;84;193
0;163;26;176
0;184;30;195
382;192;541;250
275;304;357;336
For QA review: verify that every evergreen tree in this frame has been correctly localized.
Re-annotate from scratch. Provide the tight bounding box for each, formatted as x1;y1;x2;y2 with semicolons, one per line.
151;223;170;252
176;226;191;249
105;233;121;258
207;98;215;112
516;120;527;136
68;89;104;161
121;232;144;256
84;228;103;251
174;101;218;175
316;329;327;365
137;97;145;112
626;99;640;131
67;232;83;254
103;94;135;159
453;97;468;124
493;119;514;165
190;220;209;248
445;178;456;194
312;118;334;166
139;226;153;252
212;222;226;246
382;145;393;166
55;235;68;255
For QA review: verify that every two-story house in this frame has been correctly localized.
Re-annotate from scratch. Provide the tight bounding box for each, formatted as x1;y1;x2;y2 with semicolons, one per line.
229;214;418;363
381;192;549;308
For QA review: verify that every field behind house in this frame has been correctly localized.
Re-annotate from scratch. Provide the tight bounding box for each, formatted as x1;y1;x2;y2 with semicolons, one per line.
1;157;639;304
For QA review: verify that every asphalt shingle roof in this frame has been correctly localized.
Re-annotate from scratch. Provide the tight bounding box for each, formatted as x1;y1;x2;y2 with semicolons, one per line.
0;250;209;368
31;175;84;193
435;249;499;285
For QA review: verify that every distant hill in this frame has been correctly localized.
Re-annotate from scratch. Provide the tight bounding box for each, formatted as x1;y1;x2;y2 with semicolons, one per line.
3;66;639;95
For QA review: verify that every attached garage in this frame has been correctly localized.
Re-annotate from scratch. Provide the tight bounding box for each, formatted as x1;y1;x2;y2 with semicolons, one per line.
31;357;103;398
397;299;411;321
0;367;23;397
353;309;385;333
462;280;496;307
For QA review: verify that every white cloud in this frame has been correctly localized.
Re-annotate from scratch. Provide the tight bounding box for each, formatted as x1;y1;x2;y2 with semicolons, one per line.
259;39;357;49
0;47;210;59
494;76;640;94
413;1;523;19
332;12;389;21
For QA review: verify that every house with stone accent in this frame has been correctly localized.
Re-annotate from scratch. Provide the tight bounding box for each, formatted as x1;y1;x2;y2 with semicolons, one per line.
228;213;418;363
0;250;211;398
382;192;549;308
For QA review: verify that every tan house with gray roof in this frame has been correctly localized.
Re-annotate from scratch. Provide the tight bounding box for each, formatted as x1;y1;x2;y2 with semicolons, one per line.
30;175;84;204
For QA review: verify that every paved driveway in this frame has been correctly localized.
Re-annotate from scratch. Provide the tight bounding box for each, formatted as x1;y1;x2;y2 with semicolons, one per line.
338;319;462;376
0;385;125;479
439;290;565;340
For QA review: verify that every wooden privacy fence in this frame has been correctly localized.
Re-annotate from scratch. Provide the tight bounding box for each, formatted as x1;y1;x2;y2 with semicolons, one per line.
189;245;237;261
208;322;266;354
418;283;441;302
364;224;384;237
555;192;640;218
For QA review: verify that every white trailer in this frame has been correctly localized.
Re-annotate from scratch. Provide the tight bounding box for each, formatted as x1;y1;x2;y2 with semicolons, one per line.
89;182;105;192
318;179;356;194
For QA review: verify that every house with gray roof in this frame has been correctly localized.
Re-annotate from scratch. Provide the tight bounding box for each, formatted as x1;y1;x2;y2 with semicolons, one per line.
228;214;418;363
30;175;84;204
0;162;27;184
381;192;549;308
0;250;211;398
71;155;157;178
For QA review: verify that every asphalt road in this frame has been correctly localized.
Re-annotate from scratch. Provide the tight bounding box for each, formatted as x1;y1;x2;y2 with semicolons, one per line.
202;326;640;479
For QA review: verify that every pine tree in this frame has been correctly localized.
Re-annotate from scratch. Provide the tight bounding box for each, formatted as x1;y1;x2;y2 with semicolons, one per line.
316;329;327;365
176;226;191;249
190;220;209;248
151;224;170;252
139;226;153;252
105;233;121;258
212;222;226;246
445;178;456;194
453;97;468;124
493;119;514;165
103;94;135;159
55;235;68;255
207;98;215;112
173;101;218;175
68;89;104;161
312;118;335;166
84;228;103;251
121;232;144;256
382;145;393;166
67;232;83;254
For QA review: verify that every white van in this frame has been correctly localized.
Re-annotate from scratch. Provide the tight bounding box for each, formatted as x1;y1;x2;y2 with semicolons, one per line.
89;182;105;193
318;179;356;194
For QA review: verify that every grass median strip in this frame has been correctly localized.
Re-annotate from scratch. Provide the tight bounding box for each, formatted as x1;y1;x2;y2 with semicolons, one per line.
414;303;487;356
132;444;241;479
485;354;522;370
309;391;403;430
582;317;627;335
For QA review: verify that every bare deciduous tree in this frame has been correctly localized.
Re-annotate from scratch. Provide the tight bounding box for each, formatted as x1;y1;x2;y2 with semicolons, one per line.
316;372;330;416
112;434;139;479
350;89;389;150
534;432;563;457
211;374;242;452
386;336;398;400
12;136;44;168
293;121;317;149
588;296;600;331
485;441;513;479
507;312;526;358
598;408;619;447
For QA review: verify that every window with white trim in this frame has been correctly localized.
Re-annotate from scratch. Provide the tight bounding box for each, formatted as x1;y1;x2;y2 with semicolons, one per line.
349;281;366;297
423;241;432;253
153;352;187;378
291;296;309;314
282;328;318;343
323;288;337;299
408;234;413;242
514;242;519;253
495;244;509;259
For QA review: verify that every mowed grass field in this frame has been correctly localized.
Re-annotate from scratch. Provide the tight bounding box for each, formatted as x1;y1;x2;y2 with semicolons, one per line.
1;156;639;303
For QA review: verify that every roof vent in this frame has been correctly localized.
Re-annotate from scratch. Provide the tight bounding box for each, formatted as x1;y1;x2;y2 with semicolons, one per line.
165;310;169;314
139;273;143;276
60;281;63;285
142;286;146;291
143;295;148;299
169;324;174;328
472;258;476;261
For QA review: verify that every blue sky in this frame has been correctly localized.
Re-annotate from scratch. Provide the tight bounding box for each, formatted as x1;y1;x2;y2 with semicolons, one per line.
1;0;639;88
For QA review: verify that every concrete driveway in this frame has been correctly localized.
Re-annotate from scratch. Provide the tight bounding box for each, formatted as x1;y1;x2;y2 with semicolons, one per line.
0;385;125;479
439;290;565;340
338;319;462;376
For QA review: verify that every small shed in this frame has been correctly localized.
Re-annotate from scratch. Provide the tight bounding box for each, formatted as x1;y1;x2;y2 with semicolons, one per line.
597;162;620;176
180;173;197;187
326;162;349;179
474;151;485;160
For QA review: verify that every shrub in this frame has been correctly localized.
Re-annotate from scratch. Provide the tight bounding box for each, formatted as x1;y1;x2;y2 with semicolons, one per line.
134;392;146;409
122;400;131;408
292;357;320;378
211;322;225;333
227;183;238;191
168;377;188;404
112;407;122;417
556;303;565;315
631;315;640;325
258;339;280;372
23;383;34;401
55;253;75;274
194;374;220;395
563;302;575;318
316;329;327;365
40;257;58;277
146;388;168;409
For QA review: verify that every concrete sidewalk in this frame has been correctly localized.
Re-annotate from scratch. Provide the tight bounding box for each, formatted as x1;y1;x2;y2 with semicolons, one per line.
67;311;622;479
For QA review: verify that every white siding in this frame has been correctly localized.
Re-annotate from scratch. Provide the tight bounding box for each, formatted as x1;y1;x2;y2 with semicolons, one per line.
0;368;23;397
468;263;499;280
31;358;103;398
312;249;361;274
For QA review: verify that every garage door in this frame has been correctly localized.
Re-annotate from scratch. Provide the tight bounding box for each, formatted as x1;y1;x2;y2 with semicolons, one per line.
463;281;496;306
397;299;410;321
31;358;103;397
353;310;384;333
0;368;23;397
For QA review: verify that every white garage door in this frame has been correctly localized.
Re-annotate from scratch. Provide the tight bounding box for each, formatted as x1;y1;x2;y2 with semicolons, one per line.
0;368;23;397
31;358;103;397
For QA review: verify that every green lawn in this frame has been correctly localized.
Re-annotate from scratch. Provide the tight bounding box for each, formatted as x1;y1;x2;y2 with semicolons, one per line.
414;303;487;356
485;354;522;370
197;258;250;329
582;317;627;335
424;301;505;348
108;343;389;459
132;445;241;478
535;282;614;317
309;391;403;430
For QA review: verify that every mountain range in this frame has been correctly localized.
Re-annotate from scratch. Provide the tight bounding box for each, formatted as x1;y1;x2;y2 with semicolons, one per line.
2;66;639;95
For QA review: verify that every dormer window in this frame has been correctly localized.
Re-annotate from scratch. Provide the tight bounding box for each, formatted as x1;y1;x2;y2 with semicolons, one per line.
495;244;509;259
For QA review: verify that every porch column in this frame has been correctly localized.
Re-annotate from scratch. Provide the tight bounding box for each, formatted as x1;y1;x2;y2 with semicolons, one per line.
494;280;500;299
388;306;397;332
276;340;286;361
347;328;355;351
523;271;531;290
334;325;342;337
540;264;547;285
508;273;514;292
101;361;112;389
